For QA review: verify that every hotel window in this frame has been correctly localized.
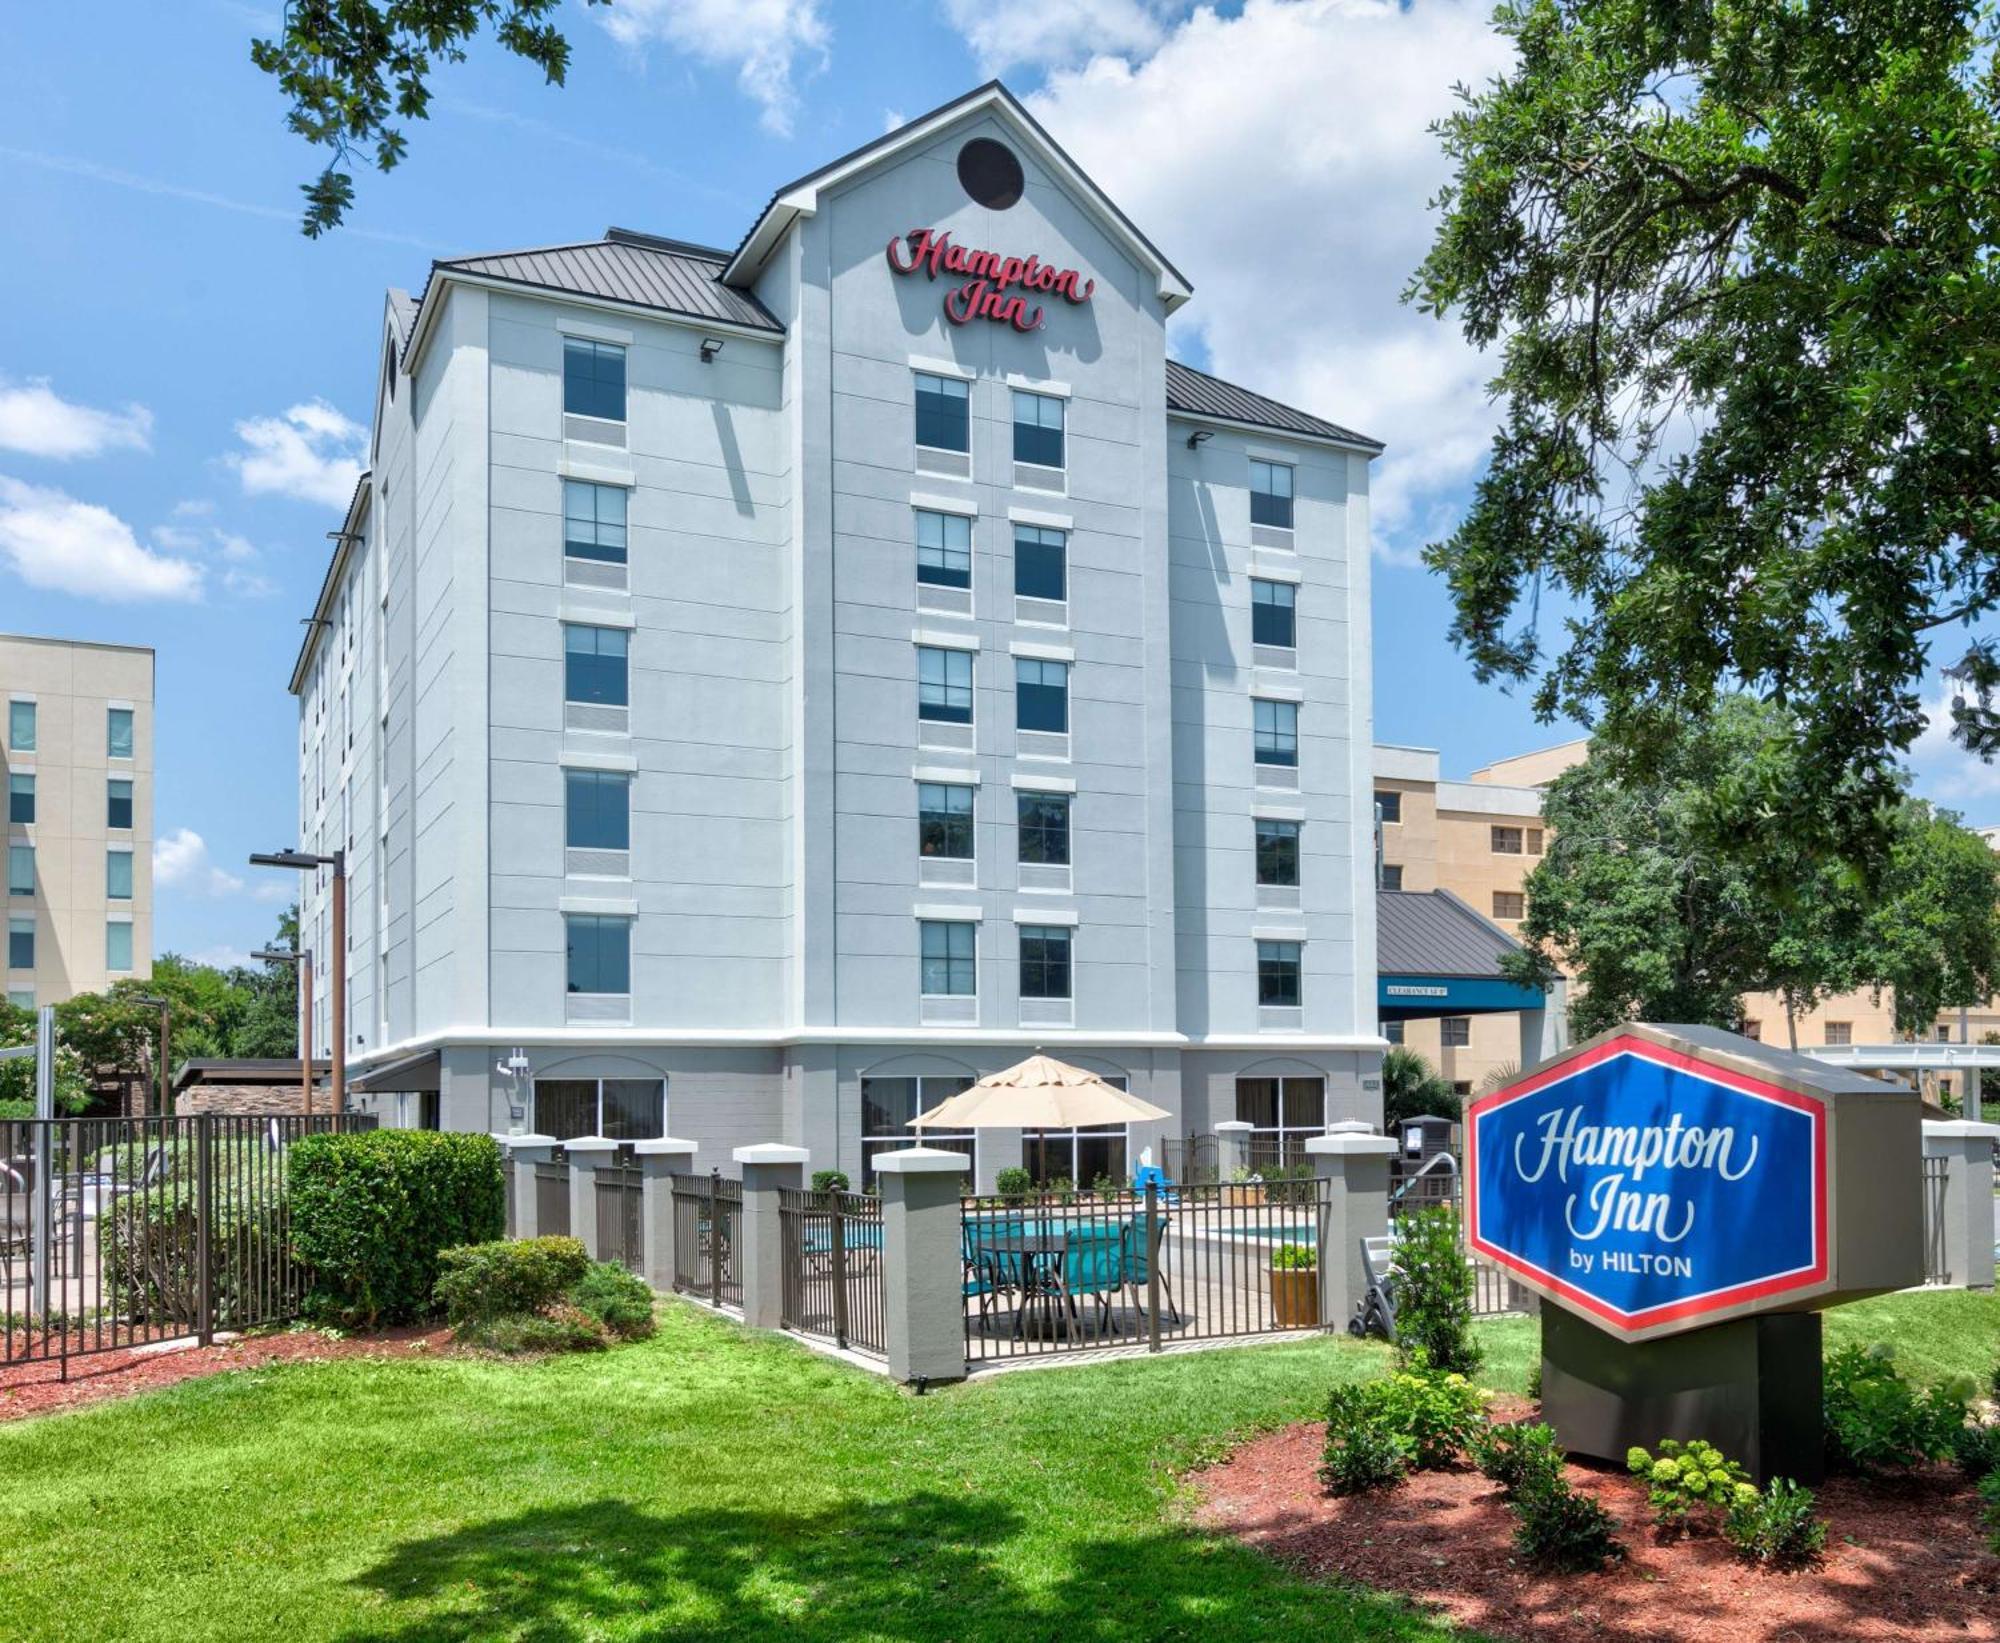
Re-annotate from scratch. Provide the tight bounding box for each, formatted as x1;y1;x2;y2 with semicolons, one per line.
1253;698;1298;767
1526;828;1545;855
1249;459;1294;529
565;769;631;851
534;1077;664;1141
7;845;30;897
7;701;32;752
915;510;972;589
8;917;32;971
1015;658;1069;733
563;480;628;564
1251;579;1296;647
1379;863;1404;890
1024;1075;1131;1187
564;913;631;997
1013;525;1066;602
862;1075;975;1186
914;372;970;452
919;920;977;998
1256;940;1302;1007
564;625;629;706
106;849;133;901
1382;1020;1405;1045
1019;924;1072;1000
107;780;133;830
1492;890;1525;920
1012;390;1064;467
1441;1016;1472;1048
1375;790;1402;823
1740;1020;1762;1042
917;647;974;723
7;775;31;825
1824;1021;1852;1046
6;989;29;1012
1491;825;1524;854
107;707;134;760
1255;818;1300;886
563;337;626;421
1235;1075;1326;1165
918;783;975;859
1017;791;1071;866
106;921;133;974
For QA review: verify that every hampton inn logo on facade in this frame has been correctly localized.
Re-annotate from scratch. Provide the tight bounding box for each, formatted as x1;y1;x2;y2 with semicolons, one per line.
1465;1034;1829;1338
886;228;1096;332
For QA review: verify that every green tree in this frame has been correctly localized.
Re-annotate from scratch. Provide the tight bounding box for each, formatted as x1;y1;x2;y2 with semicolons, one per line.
1863;803;2000;1035
0;1000;88;1115
1412;0;2000;869
1382;1046;1462;1126
253;0;608;236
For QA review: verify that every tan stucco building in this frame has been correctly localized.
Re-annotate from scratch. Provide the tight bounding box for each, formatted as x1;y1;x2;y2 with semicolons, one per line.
2;633;154;1008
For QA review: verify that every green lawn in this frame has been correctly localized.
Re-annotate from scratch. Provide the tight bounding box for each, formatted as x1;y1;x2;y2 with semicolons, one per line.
0;1289;1990;1643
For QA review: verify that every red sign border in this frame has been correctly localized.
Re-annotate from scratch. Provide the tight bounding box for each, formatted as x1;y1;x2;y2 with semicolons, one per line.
1464;1034;1830;1334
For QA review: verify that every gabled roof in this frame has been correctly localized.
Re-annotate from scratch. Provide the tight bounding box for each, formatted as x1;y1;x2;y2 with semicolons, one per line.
723;80;1193;314
1378;889;1523;980
1166;359;1382;453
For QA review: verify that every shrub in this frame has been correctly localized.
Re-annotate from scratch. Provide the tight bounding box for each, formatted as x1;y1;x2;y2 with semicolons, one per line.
810;1170;850;1193
462;1303;609;1354
289;1131;505;1326
1527;1358;1543;1404
1373;1354;1485;1470
1627;1438;1755;1532
1319;1382;1411;1495
1090;1172;1121;1196
1473;1420;1564;1500
1990;1358;2000;1408
100;1181;282;1327
1270;1242;1316;1272
1510;1467;1624;1572
1951;1422;2000;1482
1723;1478;1828;1569
1823;1343;1969;1472
1392;1208;1481;1377
568;1261;656;1340
995;1167;1032;1204
433;1237;589;1327
1980;1470;2000;1554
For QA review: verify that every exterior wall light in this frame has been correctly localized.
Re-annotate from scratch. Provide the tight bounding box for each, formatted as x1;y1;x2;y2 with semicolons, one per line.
700;338;726;362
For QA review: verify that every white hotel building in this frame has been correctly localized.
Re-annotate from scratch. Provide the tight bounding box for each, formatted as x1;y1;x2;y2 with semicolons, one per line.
292;83;1385;1187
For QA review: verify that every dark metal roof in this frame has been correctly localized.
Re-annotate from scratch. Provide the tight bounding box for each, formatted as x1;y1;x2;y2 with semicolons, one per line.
348;1050;441;1095
173;1058;329;1092
1378;889;1523;979
420;231;782;336
1167;358;1382;452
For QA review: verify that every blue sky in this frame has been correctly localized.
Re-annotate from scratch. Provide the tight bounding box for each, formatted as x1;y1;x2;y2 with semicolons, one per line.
0;0;1988;967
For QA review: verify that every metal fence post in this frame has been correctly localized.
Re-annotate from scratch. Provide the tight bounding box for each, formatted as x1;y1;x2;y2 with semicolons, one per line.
707;1169;722;1307
830;1197;851;1349
195;1113;215;1346
735;1143;808;1330
1146;1179;1162;1353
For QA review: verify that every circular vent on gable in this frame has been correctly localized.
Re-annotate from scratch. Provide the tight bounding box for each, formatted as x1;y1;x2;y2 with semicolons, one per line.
957;138;1025;210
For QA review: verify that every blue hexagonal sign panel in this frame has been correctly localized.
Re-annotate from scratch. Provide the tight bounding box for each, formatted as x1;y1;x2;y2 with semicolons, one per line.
1467;1032;1829;1339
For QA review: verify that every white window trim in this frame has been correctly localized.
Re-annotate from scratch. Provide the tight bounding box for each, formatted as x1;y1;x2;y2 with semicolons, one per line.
1009;639;1074;664
557;459;636;487
1007;504;1073;530
560;603;637;631
1248;559;1303;585
911;491;978;517
913;903;982;922
1252;678;1304;703
1251;925;1308;942
1012;907;1078;926
1010;772;1076;794
1003;372;1072;398
559;895;638;916
914;765;980;786
913;628;980;653
908;354;975;381
1251;801;1307;822
559;749;639;773
562;320;635;347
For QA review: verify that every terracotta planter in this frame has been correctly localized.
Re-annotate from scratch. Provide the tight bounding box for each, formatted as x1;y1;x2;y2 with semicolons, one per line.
1270;1265;1319;1327
1223;1183;1267;1208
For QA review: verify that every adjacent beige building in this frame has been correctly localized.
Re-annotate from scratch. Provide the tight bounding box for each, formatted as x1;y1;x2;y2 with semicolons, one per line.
2;634;154;1008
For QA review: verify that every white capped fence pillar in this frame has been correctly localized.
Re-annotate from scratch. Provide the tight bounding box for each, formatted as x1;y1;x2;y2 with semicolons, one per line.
1923;1120;2000;1290
1215;1120;1254;1181
495;1134;558;1240
633;1138;697;1291
735;1143;809;1328
1306;1123;1399;1330
876;1146;972;1384
565;1137;623;1260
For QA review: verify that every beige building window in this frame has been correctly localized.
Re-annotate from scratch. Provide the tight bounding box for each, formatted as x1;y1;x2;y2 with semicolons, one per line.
1490;825;1523;854
1375;790;1402;824
1379;863;1404;891
1492;890;1524;920
1740;1019;1762;1041
1441;1016;1471;1048
1824;1022;1852;1046
1526;828;1545;854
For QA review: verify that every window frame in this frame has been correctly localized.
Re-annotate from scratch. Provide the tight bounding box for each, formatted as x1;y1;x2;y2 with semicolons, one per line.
7;700;33;752
1010;389;1065;469
1490;825;1524;855
1250;579;1296;647
1253;698;1299;768
916;646;975;724
564;912;632;997
1233;1075;1326;1167
862;1075;976;1187
1374;789;1402;824
106;920;134;975
915;509;972;590
1019;924;1073;1000
7;774;32;827
1491;890;1525;921
107;779;133;831
532;1076;665;1141
1824;1021;1853;1047
7;916;33;972
564;768;632;851
1254;818;1300;887
919;919;977;998
1440;1016;1472;1048
562;336;627;422
562;478;629;565
914;372;971;454
1012;524;1067;603
917;783;975;861
1016;790;1071;866
1256;939;1302;1007
6;844;31;898
1014;657;1070;734
106;848;134;901
107;707;135;760
1379;863;1404;891
1249;459;1295;529
563;623;630;708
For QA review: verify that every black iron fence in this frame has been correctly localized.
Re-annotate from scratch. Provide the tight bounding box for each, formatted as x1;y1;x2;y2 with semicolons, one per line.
1160;1133;1219;1186
533;1148;571;1238
670;1170;741;1309
1922;1155;1949;1284
777;1187;885;1356
0;1112;374;1373
594;1152;644;1273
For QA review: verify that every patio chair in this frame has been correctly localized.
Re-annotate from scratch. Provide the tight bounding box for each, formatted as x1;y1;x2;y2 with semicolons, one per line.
962;1218;1023;1331
1061;1223;1126;1337
1118;1212;1181;1326
1130;1164;1181;1206
0;1158;29;1256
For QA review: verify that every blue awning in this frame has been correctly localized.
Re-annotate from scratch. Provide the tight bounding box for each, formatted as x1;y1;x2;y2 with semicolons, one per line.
1378;974;1547;1019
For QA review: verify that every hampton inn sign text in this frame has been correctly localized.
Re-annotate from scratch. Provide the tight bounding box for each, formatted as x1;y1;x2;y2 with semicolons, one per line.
886;228;1096;332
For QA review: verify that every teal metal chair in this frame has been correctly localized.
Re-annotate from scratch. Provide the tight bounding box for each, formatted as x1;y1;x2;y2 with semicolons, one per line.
1119;1213;1181;1325
963;1217;1025;1331
1061;1223;1126;1336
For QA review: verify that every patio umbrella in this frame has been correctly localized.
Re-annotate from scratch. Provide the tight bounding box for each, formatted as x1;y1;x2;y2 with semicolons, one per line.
908;1053;1170;1131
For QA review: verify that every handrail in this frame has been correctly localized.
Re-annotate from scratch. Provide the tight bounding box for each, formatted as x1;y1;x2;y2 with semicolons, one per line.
1389;1150;1458;1207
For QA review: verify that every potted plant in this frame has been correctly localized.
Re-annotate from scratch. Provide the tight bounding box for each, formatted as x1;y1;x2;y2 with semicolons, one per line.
1223;1165;1266;1209
1269;1242;1318;1326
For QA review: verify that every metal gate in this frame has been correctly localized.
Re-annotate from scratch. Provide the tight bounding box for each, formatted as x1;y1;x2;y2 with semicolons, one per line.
594;1152;643;1272
670;1170;741;1309
778;1187;885;1356
533;1148;570;1238
1922;1155;1949;1284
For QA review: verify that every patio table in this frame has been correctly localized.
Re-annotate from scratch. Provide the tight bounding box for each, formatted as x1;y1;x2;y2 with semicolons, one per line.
971;1232;1072;1339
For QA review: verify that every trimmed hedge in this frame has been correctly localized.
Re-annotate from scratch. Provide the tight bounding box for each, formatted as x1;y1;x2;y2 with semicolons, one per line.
434;1237;590;1327
288;1131;505;1325
100;1183;282;1327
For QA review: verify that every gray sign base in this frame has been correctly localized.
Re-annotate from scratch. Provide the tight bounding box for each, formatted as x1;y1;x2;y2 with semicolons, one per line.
1541;1304;1824;1486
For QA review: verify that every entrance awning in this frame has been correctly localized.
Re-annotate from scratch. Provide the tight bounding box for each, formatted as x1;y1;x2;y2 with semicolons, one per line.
346;1051;442;1095
1378;890;1549;1020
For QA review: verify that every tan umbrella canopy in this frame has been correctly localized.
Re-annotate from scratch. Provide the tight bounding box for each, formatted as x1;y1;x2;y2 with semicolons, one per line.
909;1053;1171;1131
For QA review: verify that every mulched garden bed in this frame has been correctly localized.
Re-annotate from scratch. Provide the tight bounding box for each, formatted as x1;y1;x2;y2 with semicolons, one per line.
1194;1409;2000;1642
0;1326;453;1423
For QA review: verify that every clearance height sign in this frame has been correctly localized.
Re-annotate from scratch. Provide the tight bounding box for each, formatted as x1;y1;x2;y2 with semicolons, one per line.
1466;1034;1829;1340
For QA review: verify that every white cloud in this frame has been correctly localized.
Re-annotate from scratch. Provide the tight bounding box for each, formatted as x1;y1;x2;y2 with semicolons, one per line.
0;375;152;460
1905;680;2000;815
0;477;201;600
188;944;256;971
154;829;245;898
150;521;277;599
603;0;829;136
944;0;1176;74
228;400;365;508
1024;0;1515;562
